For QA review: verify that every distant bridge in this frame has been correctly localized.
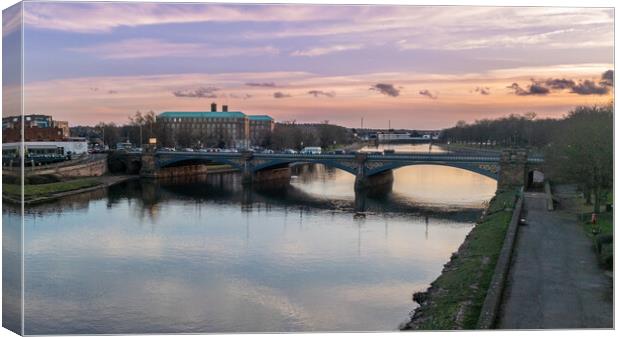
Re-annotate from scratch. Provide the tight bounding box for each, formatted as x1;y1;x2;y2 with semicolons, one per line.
134;149;544;191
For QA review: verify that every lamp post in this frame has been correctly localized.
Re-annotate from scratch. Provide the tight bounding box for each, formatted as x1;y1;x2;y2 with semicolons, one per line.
101;125;105;147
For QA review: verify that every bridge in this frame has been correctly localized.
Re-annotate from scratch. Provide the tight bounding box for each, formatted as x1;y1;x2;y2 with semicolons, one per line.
134;148;544;191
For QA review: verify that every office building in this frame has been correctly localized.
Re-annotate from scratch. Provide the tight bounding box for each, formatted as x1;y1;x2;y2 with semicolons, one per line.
158;103;274;148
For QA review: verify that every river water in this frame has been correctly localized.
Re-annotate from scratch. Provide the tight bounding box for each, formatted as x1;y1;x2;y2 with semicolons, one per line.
6;144;496;334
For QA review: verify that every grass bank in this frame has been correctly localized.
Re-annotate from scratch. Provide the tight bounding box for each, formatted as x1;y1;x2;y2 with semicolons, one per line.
581;206;613;270
566;189;613;270
401;190;518;330
593;212;613;270
3;178;102;201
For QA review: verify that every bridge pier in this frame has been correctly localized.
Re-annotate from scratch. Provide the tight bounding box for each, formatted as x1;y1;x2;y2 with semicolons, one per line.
498;149;528;190
242;167;292;186
139;144;157;177
355;170;394;193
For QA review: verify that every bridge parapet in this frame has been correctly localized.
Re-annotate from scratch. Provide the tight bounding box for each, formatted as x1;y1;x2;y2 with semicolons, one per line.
136;148;543;190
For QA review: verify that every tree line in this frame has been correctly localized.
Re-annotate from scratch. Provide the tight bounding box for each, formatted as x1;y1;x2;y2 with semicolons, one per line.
440;112;559;148
544;104;613;213
264;123;355;150
441;104;613;213
72;110;157;147
71;112;355;151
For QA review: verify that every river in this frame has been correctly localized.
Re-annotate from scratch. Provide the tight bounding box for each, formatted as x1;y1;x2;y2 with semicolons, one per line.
4;144;497;334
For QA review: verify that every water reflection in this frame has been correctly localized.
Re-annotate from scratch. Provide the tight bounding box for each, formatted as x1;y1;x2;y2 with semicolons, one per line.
19;153;495;334
360;143;447;153
291;164;495;209
2;205;22;334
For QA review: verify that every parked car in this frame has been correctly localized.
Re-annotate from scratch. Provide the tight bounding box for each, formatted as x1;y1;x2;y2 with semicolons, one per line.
262;149;275;154
283;148;297;154
182;148;194;152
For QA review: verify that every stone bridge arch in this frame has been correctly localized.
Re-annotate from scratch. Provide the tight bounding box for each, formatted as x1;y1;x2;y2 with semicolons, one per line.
251;158;359;176
156;154;244;170
137;148;543;192
364;161;499;180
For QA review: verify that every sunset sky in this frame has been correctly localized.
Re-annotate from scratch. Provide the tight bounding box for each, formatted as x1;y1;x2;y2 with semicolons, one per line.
2;2;615;129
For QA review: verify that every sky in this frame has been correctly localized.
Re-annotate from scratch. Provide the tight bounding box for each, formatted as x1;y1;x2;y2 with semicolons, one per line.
2;2;615;129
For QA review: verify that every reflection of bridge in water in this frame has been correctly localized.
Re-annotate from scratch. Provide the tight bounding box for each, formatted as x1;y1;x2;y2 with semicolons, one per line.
136;148;544;191
13;173;482;222
129;174;486;222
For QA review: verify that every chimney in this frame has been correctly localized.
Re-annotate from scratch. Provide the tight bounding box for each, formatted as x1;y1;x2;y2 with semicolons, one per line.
222;105;228;112
211;102;217;112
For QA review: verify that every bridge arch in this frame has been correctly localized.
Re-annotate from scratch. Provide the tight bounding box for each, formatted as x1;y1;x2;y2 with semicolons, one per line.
366;162;499;181
527;169;545;189
156;155;244;170
253;159;358;175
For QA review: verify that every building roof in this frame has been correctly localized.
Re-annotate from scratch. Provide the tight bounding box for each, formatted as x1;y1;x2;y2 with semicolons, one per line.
159;111;246;119
248;115;274;121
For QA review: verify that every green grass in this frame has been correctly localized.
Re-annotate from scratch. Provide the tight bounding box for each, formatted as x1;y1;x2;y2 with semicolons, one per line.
597;212;613;237
577;189;613;270
597;210;613;270
3;178;102;200
412;190;517;330
582;210;613;270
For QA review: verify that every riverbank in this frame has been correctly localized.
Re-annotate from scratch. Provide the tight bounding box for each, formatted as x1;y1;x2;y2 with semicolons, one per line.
400;189;518;330
3;175;138;205
3;164;239;205
559;186;614;270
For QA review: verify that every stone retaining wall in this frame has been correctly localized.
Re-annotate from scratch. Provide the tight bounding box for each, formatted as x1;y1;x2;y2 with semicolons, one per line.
9;157;109;178
476;193;524;328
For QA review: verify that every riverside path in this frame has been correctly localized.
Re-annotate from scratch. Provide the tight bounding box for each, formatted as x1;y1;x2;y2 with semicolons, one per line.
497;191;613;329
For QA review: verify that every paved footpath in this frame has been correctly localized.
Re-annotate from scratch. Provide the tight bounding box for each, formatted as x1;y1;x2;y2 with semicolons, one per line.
497;192;613;329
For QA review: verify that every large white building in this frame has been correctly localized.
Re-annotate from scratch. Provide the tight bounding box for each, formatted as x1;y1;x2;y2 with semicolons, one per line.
3;139;89;164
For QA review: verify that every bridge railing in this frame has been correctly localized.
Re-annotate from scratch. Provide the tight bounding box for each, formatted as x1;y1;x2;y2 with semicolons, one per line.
154;150;543;163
